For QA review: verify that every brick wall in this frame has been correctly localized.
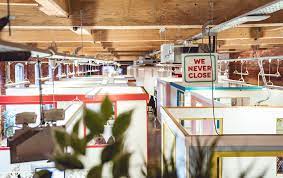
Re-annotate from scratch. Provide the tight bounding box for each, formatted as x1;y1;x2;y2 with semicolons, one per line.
0;62;6;95
27;63;35;84
229;47;283;86
41;63;49;77
9;62;50;84
9;62;16;82
53;66;59;81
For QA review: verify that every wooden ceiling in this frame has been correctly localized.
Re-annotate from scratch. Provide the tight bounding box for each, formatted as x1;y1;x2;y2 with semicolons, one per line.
0;0;283;61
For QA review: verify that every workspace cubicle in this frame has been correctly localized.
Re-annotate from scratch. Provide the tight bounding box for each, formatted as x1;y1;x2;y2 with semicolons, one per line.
161;106;283;178
168;81;283;107
0;85;149;178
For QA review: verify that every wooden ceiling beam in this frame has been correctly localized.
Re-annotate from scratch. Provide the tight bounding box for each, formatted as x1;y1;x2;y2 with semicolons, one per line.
217;27;283;40
113;47;159;51
218;44;283;51
0;0;34;2
114;56;139;61
219;38;283;47
101;41;164;48
194;27;283;44
1;27;282;44
0;0;38;6
1;0;282;26
34;0;69;17
35;42;102;48
55;47;107;54
4;24;283;30
0;30;93;42
92;29;200;42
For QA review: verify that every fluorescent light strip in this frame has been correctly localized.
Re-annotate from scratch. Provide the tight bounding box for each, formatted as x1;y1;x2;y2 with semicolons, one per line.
248;0;283;15
210;15;270;33
189;0;283;40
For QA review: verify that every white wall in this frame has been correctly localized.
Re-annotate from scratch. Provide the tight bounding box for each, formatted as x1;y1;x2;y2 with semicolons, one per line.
170;86;178;107
222;157;283;178
164;107;283;178
194;89;283;106
0;149;55;178
130;66;172;95
167;107;283;134
117;100;147;178
161;108;187;178
75;100;148;178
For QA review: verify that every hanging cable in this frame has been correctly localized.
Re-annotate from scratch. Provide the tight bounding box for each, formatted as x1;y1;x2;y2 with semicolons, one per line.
208;0;220;136
37;59;44;125
52;62;56;107
208;32;220;136
80;10;84;56
7;0;11;36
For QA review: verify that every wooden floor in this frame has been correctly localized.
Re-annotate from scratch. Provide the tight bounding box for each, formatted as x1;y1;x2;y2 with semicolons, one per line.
148;112;161;168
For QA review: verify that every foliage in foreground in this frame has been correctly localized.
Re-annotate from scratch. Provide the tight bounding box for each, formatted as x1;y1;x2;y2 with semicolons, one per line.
34;96;267;178
34;96;133;178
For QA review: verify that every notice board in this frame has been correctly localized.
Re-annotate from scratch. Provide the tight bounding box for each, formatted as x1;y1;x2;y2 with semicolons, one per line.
182;53;217;83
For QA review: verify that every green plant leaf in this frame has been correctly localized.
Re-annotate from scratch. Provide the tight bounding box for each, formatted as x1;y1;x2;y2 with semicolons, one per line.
84;109;106;136
34;170;52;178
52;128;70;150
112;152;131;178
54;153;84;171
100;96;114;120
70;134;87;155
112;110;133;138
101;141;123;164
101;143;116;164
86;133;95;143
72;119;81;137
87;165;103;178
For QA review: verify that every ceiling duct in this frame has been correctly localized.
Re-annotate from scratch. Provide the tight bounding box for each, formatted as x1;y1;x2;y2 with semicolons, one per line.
0;51;31;61
160;43;200;64
0;40;52;59
135;56;157;66
0;40;110;63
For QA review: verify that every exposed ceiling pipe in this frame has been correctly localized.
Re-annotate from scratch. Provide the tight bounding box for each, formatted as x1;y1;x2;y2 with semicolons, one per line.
218;55;283;62
0;40;116;64
0;40;52;58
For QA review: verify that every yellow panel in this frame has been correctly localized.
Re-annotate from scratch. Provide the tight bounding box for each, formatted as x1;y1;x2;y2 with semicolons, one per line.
211;151;283;178
161;122;176;173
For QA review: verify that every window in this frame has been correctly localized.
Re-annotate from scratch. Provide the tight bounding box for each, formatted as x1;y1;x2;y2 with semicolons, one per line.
182;118;223;135
58;64;62;79
177;90;185;107
15;63;25;88
35;63;42;86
